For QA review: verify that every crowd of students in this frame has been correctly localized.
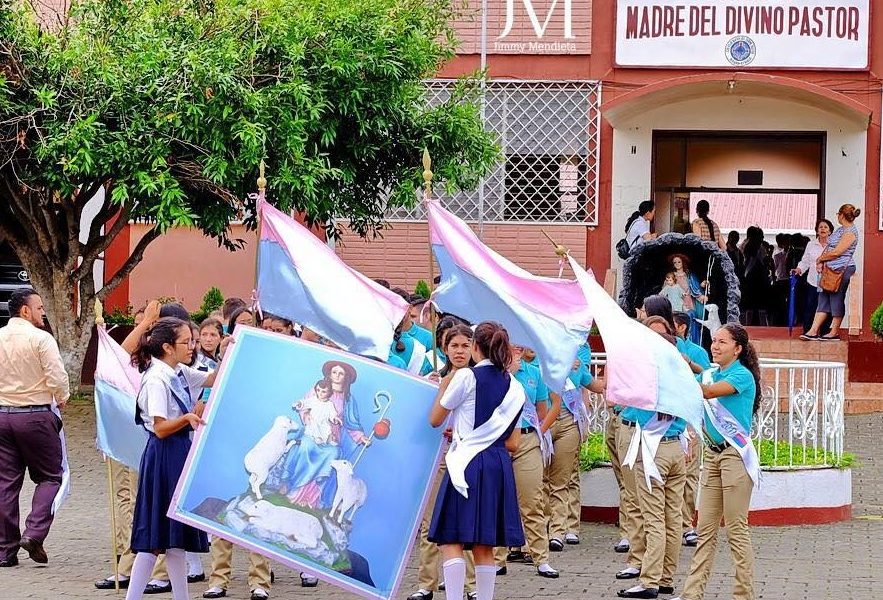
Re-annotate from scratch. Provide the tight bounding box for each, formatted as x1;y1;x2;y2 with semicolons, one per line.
108;280;760;600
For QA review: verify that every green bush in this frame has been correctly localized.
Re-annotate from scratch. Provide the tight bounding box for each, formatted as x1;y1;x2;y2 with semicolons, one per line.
191;287;225;323
870;300;883;338
414;280;431;300
103;305;135;325
577;432;855;471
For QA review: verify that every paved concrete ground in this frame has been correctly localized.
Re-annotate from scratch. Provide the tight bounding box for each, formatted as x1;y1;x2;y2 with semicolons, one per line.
2;401;881;599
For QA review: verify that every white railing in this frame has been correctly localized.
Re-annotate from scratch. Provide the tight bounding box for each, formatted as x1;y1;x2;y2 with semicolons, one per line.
583;353;846;468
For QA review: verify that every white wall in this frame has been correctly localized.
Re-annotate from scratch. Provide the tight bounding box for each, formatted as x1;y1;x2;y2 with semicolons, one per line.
610;94;867;328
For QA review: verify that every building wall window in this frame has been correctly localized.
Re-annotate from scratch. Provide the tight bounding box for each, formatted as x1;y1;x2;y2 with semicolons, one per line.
389;79;602;225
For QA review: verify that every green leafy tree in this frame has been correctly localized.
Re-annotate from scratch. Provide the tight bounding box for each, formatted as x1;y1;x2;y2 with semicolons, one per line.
0;0;498;387
190;287;224;323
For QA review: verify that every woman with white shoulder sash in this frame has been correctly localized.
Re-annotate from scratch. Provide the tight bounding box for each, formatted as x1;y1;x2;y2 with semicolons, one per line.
673;323;761;600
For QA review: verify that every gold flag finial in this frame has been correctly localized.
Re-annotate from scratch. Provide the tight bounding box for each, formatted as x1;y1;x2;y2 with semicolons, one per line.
94;298;105;327
422;148;433;198
257;160;267;192
542;229;569;258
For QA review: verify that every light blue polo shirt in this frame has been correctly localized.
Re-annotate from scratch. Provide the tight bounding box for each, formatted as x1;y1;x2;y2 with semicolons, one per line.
389;335;433;376
676;337;711;370
403;323;434;355
704;360;756;444
620;406;686;437
512;360;549;428
561;362;593;416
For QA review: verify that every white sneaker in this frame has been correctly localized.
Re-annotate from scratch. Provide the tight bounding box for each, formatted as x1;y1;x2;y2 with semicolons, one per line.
251;587;270;600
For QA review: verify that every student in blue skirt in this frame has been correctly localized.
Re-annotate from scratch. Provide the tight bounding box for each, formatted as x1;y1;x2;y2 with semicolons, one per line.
427;322;526;600
126;317;217;600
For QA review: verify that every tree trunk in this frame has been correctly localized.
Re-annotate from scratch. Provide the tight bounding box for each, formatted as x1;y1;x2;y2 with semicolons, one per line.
24;258;96;395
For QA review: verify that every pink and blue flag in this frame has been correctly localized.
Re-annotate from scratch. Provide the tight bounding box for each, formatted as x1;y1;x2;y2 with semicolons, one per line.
567;255;704;430
427;200;592;390
257;200;409;360
94;327;147;470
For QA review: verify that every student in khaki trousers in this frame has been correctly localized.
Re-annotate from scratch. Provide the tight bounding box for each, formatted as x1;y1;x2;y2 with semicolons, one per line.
500;347;560;578
681;438;701;546
615;322;689;600
202;539;271;599
605;407;632;553
675;324;760;600
615;415;645;580
546;356;605;550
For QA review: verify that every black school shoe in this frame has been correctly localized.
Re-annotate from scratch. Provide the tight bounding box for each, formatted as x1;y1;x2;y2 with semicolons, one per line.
617;588;658;599
659;586;675;595
144;581;172;594
94;576;130;590
549;538;565;552
506;549;525;562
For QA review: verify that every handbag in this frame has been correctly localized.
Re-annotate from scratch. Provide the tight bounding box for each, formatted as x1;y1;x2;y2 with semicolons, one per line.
819;265;844;293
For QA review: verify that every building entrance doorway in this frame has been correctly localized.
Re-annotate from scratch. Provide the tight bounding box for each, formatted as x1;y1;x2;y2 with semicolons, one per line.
650;131;826;327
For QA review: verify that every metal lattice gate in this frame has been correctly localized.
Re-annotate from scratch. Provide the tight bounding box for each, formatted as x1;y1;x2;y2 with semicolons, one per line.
389;79;602;226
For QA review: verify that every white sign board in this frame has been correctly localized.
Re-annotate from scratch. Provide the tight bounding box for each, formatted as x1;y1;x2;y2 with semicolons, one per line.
615;0;869;69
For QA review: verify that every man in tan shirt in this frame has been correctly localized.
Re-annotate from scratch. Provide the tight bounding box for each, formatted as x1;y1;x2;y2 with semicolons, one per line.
0;288;70;567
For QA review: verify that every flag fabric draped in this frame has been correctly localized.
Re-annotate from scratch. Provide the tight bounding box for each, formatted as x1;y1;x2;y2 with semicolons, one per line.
427;200;592;390
94;327;147;471
50;402;71;514
257;200;409;360
567;255;704;431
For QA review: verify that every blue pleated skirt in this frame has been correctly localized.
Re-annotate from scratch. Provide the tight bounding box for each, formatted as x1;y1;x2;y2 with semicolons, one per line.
428;445;524;548
131;431;208;553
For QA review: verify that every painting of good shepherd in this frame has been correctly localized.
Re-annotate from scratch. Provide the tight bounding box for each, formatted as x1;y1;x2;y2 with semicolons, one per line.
171;327;443;600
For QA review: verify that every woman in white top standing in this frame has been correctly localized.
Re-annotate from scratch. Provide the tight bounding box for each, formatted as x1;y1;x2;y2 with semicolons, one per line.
625;201;657;252
792;218;833;334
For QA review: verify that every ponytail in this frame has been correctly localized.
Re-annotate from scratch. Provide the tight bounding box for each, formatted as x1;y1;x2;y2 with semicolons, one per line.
722;323;762;415
393;326;405;354
131;317;188;373
624;211;640;234
473;321;512;372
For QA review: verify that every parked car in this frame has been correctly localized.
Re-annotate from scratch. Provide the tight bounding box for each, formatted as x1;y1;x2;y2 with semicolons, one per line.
0;242;32;327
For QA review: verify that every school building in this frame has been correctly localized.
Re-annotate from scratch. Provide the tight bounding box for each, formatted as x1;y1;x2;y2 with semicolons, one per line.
104;1;883;408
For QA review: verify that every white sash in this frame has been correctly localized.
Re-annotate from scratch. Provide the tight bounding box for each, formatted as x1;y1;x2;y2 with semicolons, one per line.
561;378;590;439
445;378;526;498
700;365;761;487
406;339;428;375
703;398;762;487
521;397;553;466
622;414;675;491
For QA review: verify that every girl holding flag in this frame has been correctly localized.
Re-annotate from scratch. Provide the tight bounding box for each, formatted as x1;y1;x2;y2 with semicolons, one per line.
546;347;605;552
427;322;526;600
616;317;688;599
674;323;760;600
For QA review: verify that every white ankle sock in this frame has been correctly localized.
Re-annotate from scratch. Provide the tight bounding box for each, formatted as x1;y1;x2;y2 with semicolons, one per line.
185;551;203;576
475;565;496;600
165;549;190;600
125;553;158;600
442;558;466;600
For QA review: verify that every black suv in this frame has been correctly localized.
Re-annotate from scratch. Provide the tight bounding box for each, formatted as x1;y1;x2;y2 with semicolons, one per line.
0;242;31;326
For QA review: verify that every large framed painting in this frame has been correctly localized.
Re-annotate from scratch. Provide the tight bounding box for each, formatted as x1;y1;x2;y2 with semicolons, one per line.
170;327;443;600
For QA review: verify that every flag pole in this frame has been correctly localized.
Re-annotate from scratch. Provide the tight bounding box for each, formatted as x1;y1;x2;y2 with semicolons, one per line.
541;229;570;278
423;149;438;372
252;160;267;322
96;299;121;595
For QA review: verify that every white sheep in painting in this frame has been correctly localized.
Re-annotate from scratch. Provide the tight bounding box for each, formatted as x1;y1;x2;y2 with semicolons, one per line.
244;415;300;500
241;499;324;549
329;459;367;524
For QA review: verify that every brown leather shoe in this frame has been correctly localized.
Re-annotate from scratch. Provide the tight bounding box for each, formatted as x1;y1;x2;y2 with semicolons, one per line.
19;537;48;564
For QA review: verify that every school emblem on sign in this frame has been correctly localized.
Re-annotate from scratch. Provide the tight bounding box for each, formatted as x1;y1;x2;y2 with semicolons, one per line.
725;35;756;66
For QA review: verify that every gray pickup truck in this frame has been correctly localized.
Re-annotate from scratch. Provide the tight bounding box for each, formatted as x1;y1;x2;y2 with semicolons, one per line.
0;242;32;326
